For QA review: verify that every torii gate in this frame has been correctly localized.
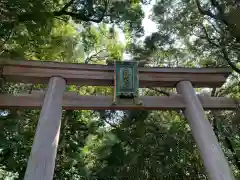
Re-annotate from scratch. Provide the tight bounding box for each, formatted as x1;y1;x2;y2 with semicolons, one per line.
0;59;238;180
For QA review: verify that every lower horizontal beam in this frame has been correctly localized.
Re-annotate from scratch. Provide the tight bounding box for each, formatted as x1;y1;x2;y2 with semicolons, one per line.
0;93;238;110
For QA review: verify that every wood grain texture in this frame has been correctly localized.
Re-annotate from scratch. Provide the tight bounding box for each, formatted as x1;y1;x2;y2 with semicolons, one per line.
0;58;232;74
0;65;3;74
177;81;234;180
24;77;66;180
0;92;239;110
1;59;231;87
0;65;3;86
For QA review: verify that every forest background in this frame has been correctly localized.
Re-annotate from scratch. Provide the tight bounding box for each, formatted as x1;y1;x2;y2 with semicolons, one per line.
1;0;240;179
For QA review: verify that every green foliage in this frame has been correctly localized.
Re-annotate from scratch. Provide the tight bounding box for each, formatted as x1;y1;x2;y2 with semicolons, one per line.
1;0;240;179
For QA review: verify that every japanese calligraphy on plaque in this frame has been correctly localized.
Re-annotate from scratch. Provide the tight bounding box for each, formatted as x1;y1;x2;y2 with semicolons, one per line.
113;61;141;105
122;68;130;88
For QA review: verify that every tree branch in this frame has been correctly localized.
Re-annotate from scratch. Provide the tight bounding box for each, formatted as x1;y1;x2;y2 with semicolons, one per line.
211;106;240;171
211;88;216;97
54;0;109;23
195;0;239;42
195;0;218;20
224;137;240;170
148;88;172;96
200;23;240;74
208;0;231;28
84;49;107;64
206;18;222;34
60;0;75;12
201;23;219;47
98;26;112;39
103;119;118;128
209;0;224;15
221;47;240;74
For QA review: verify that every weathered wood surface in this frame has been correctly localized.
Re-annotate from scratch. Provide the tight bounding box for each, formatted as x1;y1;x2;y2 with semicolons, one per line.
0;65;3;86
0;58;233;73
177;81;234;180
0;65;3;74
0;59;231;87
24;77;66;180
0;92;239;110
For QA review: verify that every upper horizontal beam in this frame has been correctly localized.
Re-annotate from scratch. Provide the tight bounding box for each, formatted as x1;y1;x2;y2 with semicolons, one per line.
0;58;232;74
0;59;231;87
0;92;238;110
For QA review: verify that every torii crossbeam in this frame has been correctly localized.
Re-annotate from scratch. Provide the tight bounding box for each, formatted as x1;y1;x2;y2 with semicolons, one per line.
0;58;236;180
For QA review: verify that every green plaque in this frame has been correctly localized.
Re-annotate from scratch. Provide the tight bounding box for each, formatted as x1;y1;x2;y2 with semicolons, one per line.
113;61;141;105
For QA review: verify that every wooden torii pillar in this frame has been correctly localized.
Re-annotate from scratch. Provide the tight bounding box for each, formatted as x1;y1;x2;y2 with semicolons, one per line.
177;81;234;180
0;59;236;180
24;77;66;180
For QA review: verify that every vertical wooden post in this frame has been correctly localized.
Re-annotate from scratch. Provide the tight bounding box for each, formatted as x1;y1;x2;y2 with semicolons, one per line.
24;76;66;180
0;66;4;88
177;81;234;180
